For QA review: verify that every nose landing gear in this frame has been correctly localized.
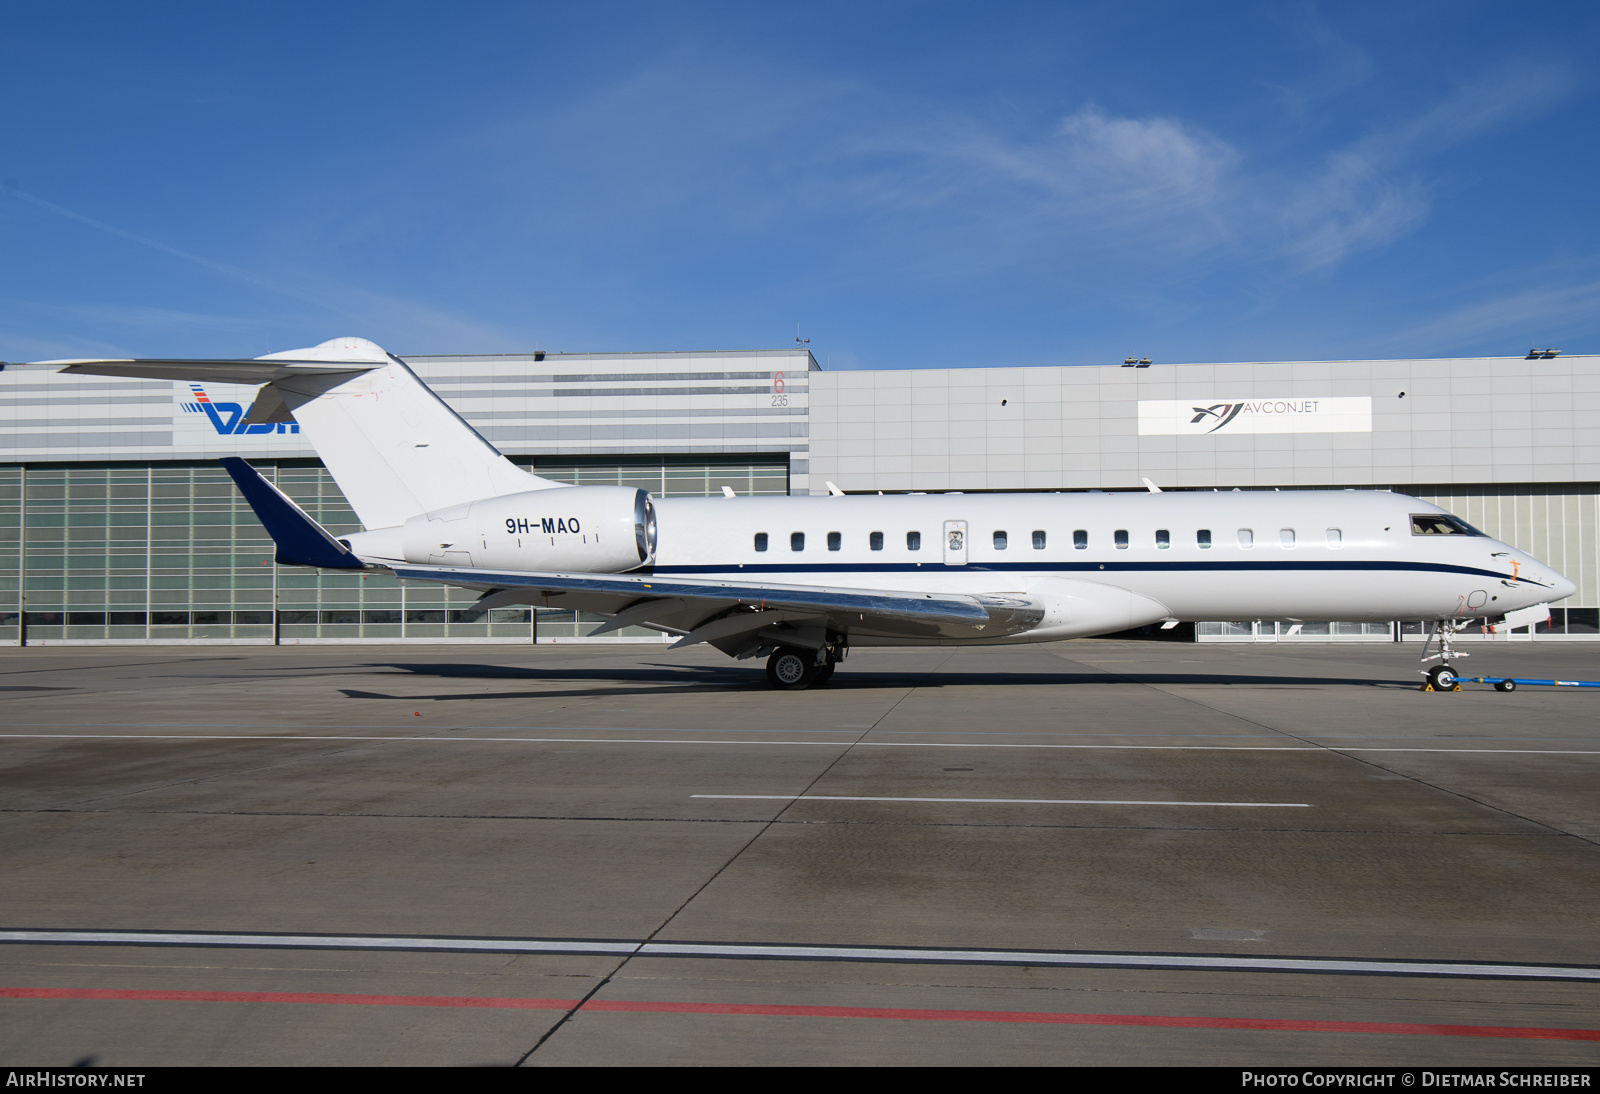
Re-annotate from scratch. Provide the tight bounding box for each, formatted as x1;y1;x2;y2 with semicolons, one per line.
1419;621;1466;692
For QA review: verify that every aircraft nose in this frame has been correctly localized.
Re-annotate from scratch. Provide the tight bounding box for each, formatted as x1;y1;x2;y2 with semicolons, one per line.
1550;571;1578;602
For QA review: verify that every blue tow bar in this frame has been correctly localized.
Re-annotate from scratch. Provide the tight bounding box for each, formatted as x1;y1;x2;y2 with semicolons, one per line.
1464;676;1600;692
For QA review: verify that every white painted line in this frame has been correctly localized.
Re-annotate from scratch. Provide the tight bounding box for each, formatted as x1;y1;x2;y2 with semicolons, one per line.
2;733;1599;756
2;930;1594;982
0;929;638;955
693;794;1311;808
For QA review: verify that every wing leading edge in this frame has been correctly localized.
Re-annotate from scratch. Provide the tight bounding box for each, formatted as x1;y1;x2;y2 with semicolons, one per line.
388;563;1045;654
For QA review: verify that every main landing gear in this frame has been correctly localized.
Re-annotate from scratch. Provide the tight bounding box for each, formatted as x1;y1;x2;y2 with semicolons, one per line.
1419;620;1466;692
765;644;843;690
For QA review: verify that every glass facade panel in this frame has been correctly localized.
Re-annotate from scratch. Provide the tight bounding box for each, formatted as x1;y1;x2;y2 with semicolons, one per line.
0;454;782;644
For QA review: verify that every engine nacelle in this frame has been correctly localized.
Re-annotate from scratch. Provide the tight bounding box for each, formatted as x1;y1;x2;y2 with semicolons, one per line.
397;486;655;572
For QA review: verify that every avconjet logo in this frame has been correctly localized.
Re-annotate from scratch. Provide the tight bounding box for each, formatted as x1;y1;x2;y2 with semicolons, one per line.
181;384;299;436
1189;399;1321;434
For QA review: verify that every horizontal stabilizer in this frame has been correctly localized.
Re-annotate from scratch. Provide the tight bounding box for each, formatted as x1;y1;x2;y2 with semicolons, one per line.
26;337;562;529
219;458;365;570
37;359;382;384
27;333;391;383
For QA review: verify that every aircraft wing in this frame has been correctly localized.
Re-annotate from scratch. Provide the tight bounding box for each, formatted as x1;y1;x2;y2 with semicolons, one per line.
388;563;1044;654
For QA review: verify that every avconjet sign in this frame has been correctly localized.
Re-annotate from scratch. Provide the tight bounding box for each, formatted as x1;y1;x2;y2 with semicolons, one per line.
1138;396;1372;436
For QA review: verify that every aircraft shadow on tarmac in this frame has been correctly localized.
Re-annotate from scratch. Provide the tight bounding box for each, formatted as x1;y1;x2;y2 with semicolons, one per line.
338;661;1408;701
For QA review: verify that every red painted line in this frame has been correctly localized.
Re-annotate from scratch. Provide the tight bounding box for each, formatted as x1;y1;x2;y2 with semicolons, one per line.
4;987;1598;1041
585;1000;1600;1040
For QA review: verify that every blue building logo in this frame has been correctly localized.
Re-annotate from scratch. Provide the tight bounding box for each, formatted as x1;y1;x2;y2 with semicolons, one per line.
180;384;299;435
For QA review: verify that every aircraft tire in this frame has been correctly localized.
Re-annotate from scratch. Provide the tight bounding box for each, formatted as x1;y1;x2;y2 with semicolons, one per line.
1495;679;1517;692
813;663;836;686
766;647;815;690
1427;665;1458;691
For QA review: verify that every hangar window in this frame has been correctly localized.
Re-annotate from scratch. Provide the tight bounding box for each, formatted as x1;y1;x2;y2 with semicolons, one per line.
1326;528;1342;548
1155;529;1170;549
993;530;1008;550
870;531;884;551
1280;528;1296;549
1238;529;1254;548
1072;530;1086;550
1114;529;1129;549
1035;530;1049;549
754;533;768;552
828;531;841;551
907;531;922;551
1197;529;1212;549
1411;514;1483;536
791;532;805;551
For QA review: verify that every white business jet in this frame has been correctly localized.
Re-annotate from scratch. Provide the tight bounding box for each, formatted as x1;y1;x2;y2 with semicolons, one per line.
20;337;1576;690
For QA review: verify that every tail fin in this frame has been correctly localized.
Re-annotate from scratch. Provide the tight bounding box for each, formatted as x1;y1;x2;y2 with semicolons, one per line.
251;338;559;528
47;337;564;529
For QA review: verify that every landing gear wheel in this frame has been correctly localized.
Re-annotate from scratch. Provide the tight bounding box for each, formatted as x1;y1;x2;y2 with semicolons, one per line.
766;647;815;690
1426;665;1458;691
813;663;836;686
1495;678;1517;693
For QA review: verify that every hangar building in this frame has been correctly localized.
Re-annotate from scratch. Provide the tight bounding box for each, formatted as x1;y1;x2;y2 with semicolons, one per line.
0;347;1594;644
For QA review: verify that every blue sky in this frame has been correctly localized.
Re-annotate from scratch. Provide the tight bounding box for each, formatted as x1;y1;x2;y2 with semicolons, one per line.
3;2;1598;368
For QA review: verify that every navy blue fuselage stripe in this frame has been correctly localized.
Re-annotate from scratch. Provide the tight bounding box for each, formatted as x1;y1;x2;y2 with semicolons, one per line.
651;560;1517;582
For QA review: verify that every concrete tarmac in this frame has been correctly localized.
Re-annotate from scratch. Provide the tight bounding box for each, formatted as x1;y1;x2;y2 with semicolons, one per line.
1;638;1598;1066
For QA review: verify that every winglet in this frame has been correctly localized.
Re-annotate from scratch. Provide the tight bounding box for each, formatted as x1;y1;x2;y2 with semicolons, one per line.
219;458;365;569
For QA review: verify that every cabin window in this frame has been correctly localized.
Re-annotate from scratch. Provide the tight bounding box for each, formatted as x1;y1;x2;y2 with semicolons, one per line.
907;531;922;551
754;533;768;552
993;530;1008;550
1114;529;1129;549
827;531;841;551
1034;530;1048;549
1411;514;1483;536
1197;529;1212;549
791;532;805;551
870;531;884;551
1072;530;1086;550
1155;529;1170;549
1326;527;1342;548
1238;529;1254;548
1280;528;1295;549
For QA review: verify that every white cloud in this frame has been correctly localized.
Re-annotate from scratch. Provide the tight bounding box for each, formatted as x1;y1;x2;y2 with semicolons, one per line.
1273;62;1578;270
1275;151;1431;269
1377;274;1600;356
1054;106;1231;200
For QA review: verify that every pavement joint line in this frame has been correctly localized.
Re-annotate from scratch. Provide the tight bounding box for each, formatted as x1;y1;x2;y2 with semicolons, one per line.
1;733;1598;755
691;795;1312;807
2;987;1597;1040
2;931;1598;982
516;678;916;1062
4;723;1599;743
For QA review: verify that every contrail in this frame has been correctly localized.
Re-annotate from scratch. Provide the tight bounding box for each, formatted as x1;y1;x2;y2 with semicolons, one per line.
2;184;345;314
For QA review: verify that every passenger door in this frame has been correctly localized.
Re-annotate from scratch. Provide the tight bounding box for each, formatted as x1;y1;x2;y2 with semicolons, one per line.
943;520;968;566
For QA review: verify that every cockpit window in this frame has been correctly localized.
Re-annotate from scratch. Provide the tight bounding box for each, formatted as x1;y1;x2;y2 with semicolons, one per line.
1411;514;1484;537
